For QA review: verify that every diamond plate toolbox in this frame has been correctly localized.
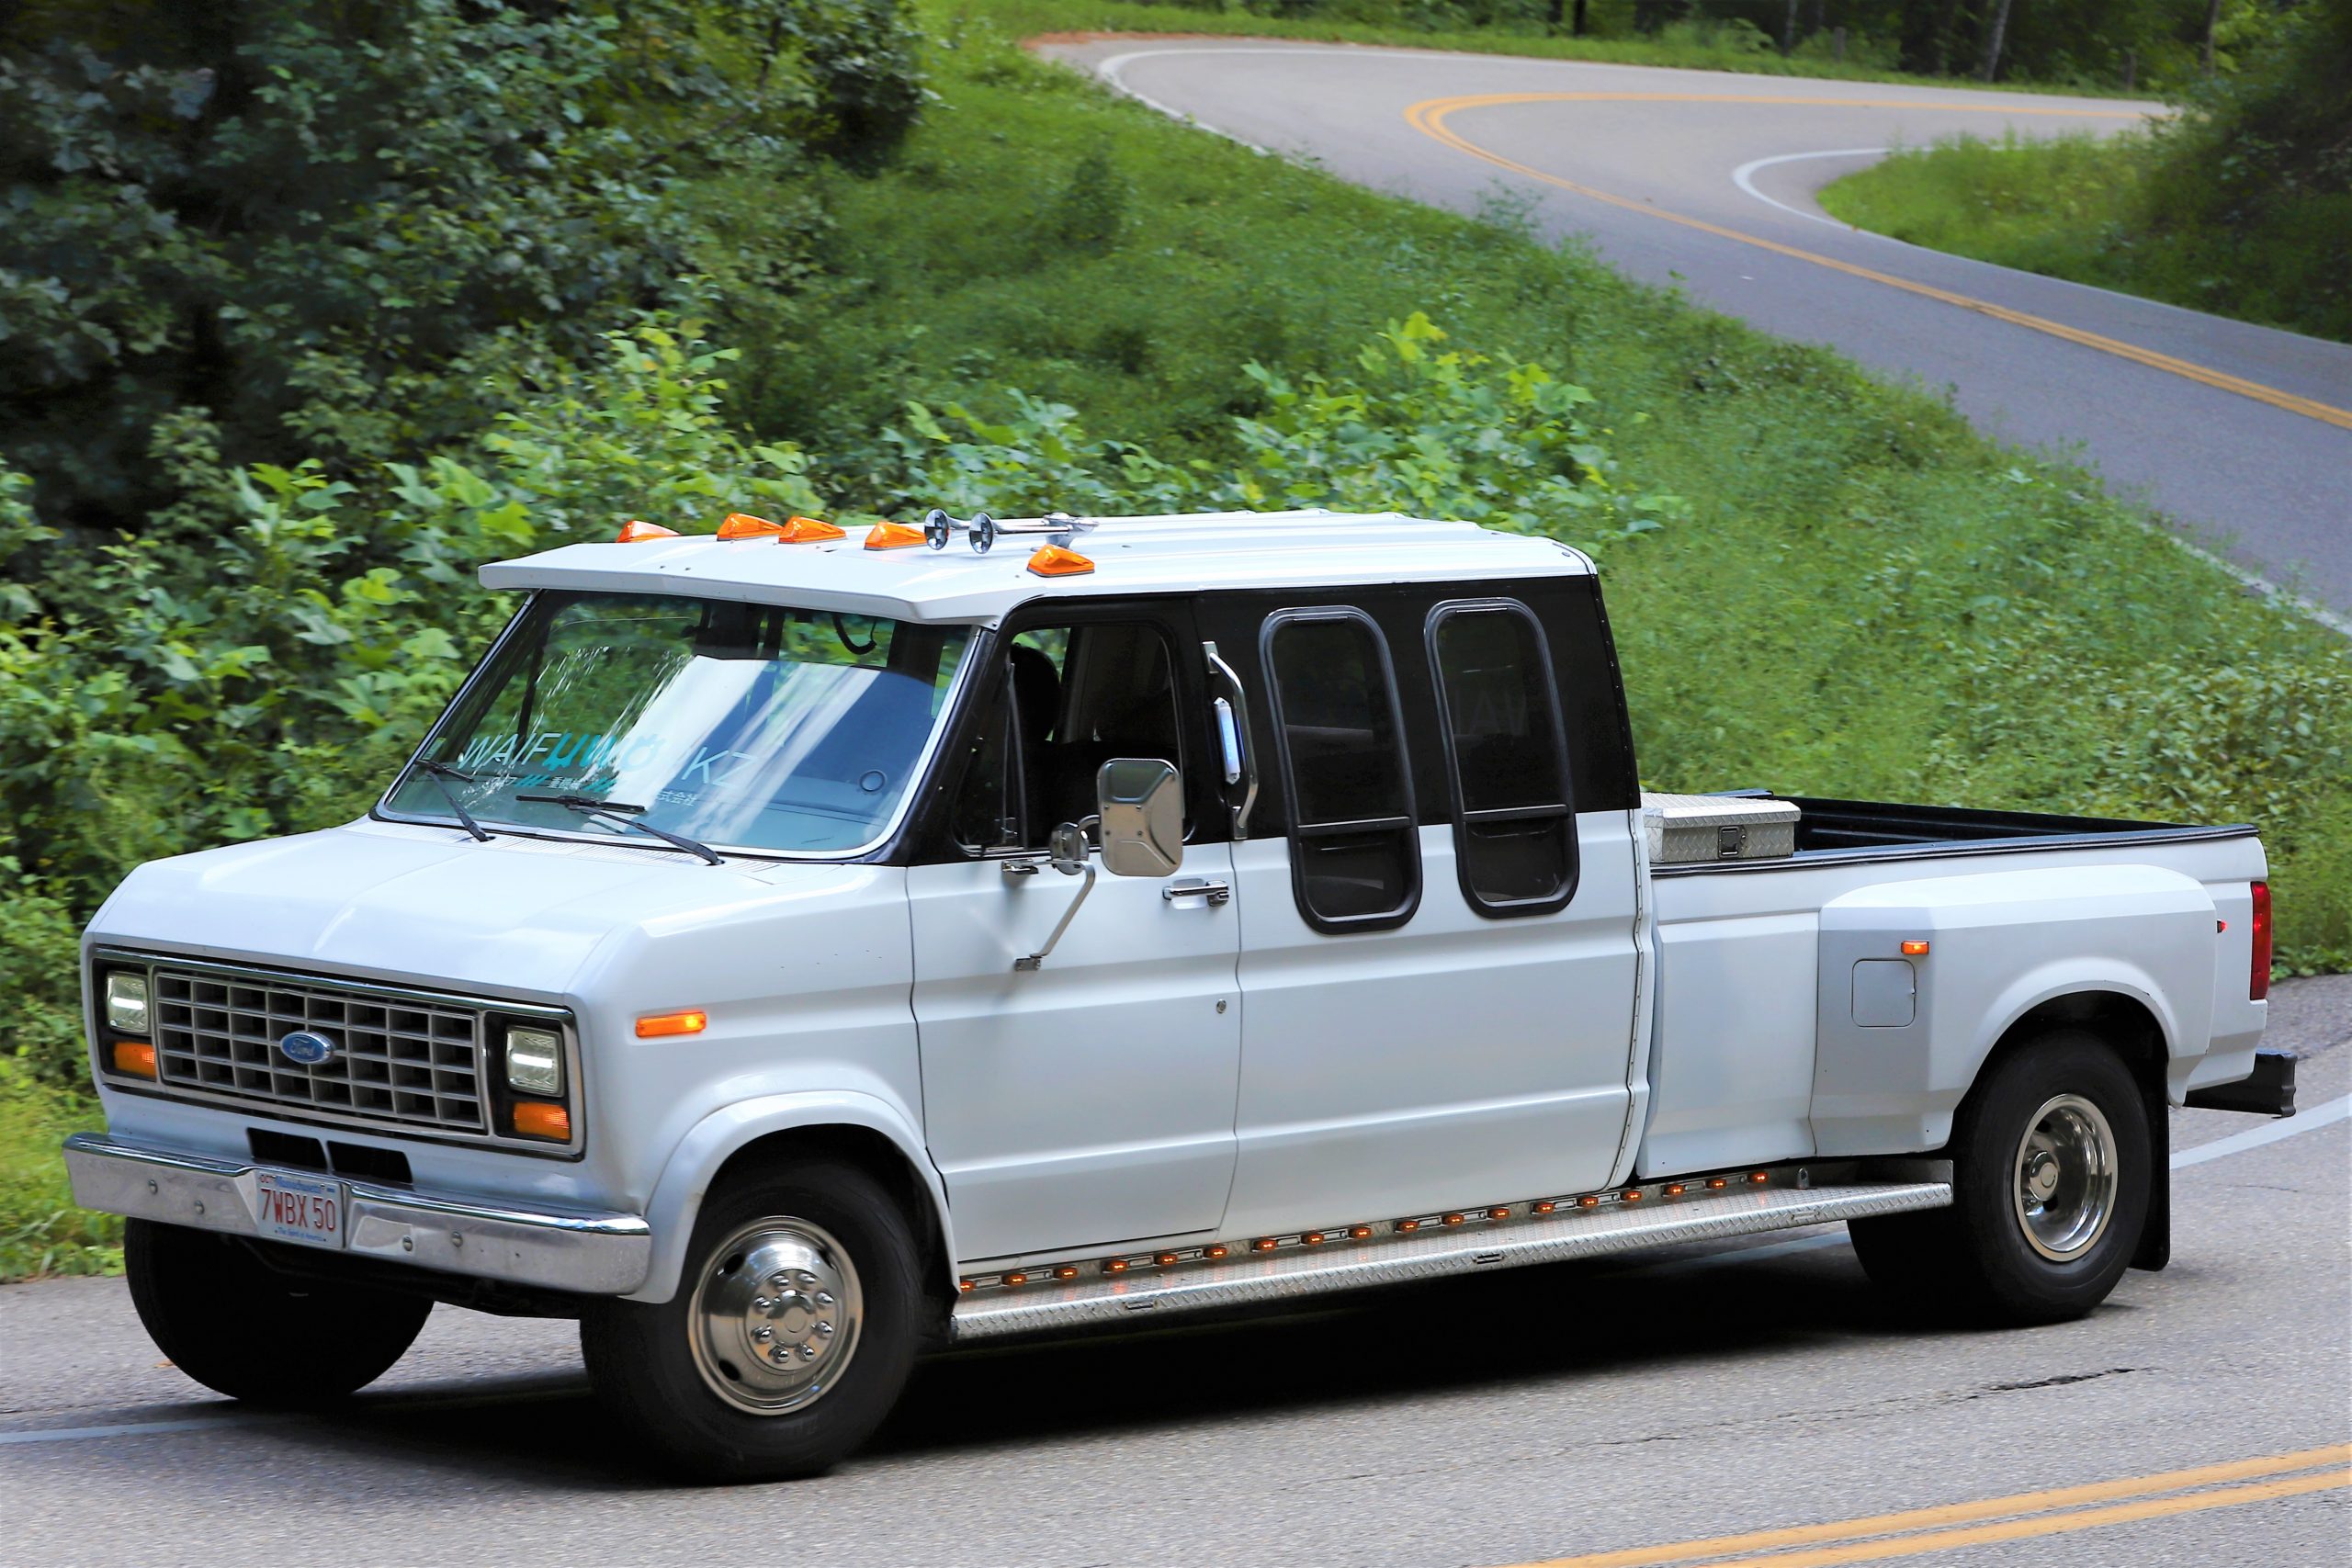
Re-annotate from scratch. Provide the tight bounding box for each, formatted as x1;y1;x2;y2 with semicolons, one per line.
1641;792;1801;863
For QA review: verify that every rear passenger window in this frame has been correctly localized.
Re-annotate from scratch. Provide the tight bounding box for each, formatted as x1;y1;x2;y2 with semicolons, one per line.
1428;601;1577;916
1261;609;1420;932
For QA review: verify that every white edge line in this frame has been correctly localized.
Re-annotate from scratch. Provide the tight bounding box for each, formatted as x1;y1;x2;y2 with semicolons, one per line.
2171;1091;2352;1169
1087;43;2352;637
1730;146;1890;228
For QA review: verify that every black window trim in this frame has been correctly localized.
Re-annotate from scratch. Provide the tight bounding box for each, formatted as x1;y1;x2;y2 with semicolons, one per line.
1260;604;1422;935
915;599;1216;864
1425;596;1580;919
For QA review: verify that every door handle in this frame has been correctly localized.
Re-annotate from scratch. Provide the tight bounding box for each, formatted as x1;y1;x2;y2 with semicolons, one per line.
1163;877;1231;907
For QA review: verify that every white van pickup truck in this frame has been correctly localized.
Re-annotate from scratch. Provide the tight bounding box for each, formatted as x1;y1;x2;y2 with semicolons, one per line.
66;509;2293;1479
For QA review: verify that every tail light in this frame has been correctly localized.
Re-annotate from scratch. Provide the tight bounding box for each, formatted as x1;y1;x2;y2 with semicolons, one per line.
2249;881;2272;1000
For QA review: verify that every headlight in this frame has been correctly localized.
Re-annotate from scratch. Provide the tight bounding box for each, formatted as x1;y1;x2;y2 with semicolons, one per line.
503;1025;564;1097
103;971;151;1035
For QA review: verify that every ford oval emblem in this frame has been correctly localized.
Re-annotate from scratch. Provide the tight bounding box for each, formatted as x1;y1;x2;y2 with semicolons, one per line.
277;1030;336;1066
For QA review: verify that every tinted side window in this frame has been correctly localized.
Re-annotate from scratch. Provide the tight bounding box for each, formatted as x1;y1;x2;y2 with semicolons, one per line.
1262;610;1420;932
1429;601;1577;916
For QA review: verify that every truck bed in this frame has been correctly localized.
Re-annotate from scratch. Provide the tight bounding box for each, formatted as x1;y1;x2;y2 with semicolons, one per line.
1633;791;2267;1181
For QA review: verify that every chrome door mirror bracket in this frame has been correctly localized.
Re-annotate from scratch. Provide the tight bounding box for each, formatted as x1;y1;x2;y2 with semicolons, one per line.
1013;818;1101;971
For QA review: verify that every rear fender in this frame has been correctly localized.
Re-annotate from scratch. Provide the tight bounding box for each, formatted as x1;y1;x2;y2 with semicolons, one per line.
1813;864;2212;1155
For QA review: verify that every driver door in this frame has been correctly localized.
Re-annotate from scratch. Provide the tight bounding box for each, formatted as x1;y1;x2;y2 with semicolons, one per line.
909;605;1241;1265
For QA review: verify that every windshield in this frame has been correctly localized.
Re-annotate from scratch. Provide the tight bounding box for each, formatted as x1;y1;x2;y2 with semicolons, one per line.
384;592;973;855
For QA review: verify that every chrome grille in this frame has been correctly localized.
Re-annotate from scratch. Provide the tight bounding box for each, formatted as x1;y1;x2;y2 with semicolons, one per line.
152;966;487;1135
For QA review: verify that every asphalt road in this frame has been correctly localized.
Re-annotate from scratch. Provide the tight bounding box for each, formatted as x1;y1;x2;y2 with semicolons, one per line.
1039;39;2352;620
2;975;2346;1567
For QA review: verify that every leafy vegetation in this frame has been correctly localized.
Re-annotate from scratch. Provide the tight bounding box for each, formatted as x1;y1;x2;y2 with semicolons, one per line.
1820;1;2352;342
1;0;2344;1277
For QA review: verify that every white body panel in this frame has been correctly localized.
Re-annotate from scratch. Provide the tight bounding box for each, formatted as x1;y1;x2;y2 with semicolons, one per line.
909;849;1242;1264
1222;817;1644;1236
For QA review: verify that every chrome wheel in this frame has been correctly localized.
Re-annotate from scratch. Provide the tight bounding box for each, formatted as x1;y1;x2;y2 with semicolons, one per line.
688;1217;864;1416
2011;1093;2119;1261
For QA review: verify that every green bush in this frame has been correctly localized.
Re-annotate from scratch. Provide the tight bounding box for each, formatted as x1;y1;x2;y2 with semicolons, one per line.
0;0;921;552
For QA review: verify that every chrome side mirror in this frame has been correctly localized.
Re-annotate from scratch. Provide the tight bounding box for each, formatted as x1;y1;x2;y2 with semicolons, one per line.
1095;758;1183;878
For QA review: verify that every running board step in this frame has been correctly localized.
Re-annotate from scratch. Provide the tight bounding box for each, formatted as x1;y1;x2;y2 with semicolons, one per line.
950;1179;1951;1342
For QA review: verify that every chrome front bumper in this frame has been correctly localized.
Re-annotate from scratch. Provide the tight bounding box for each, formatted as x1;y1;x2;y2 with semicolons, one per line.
64;1133;651;1295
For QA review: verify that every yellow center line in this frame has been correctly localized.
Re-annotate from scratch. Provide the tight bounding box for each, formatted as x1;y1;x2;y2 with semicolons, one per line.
1499;1442;2351;1568
1411;90;2146;118
1403;94;2352;433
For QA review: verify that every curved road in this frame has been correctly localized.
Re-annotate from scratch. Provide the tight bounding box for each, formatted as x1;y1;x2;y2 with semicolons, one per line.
1043;39;2352;619
1;980;2346;1565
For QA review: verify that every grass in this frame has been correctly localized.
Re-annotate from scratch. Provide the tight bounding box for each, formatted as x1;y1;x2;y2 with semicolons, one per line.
1818;130;2352;344
1;0;2339;1280
0;1065;118;1281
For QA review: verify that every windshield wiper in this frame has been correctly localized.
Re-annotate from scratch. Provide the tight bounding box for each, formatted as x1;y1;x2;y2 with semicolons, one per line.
415;760;492;842
516;793;725;866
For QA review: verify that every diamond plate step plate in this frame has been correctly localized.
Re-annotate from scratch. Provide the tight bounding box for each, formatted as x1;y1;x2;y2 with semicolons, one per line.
949;1180;1951;1341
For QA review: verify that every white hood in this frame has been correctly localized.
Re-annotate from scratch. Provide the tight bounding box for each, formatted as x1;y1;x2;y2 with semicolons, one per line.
86;817;821;1002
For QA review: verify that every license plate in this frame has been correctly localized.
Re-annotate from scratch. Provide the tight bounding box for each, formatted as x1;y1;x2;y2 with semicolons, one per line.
254;1170;346;1250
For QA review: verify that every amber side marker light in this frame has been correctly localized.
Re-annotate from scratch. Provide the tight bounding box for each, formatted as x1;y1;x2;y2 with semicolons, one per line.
616;519;680;543
512;1102;571;1141
1749;1171;1770;1185
1706;1177;1729;1190
1900;939;1931;956
111;1041;157;1078
718;512;845;543
864;520;925;550
636;1009;708;1039
1053;1265;1080;1280
1104;1258;1130;1273
1026;545;1094;578
1204;1244;1230;1259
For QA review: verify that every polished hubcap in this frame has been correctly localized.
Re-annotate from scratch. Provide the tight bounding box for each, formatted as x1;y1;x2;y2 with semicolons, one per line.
2012;1094;2119;1261
688;1218;863;1415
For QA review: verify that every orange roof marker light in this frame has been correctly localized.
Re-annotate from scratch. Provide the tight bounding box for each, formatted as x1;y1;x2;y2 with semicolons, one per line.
864;520;927;550
718;512;846;543
636;1008;708;1039
616;519;679;543
1026;544;1094;578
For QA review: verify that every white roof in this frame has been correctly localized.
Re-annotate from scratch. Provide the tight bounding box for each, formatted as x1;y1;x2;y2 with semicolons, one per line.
477;510;1591;624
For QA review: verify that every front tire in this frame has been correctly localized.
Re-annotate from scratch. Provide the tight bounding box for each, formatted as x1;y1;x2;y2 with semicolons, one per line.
1850;1030;2150;1325
580;1160;924;1481
125;1219;432;1405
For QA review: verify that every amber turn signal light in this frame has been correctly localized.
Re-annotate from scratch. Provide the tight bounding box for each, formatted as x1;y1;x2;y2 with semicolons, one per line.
111;1041;157;1078
1025;545;1094;578
616;519;680;543
864;520;926;550
512;1102;571;1141
635;1009;708;1039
